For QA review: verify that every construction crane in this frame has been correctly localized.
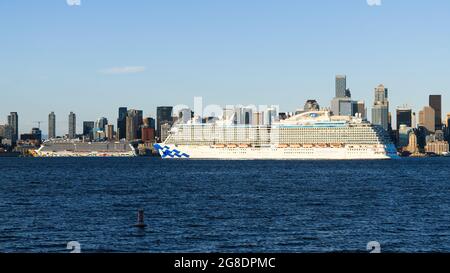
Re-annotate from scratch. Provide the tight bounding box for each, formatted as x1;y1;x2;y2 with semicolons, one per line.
33;121;45;129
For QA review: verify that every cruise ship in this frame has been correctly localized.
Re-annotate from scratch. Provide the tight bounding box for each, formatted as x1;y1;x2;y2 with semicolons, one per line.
154;111;399;160
35;140;136;157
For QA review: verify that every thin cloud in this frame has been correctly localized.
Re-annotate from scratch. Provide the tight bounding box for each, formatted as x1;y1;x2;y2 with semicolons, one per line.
99;66;146;75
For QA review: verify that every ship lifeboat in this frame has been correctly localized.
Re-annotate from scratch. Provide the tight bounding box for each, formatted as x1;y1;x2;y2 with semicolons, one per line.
317;143;328;148
290;144;301;148
303;144;313;148
212;144;226;148
330;143;343;148
239;144;250;148
227;144;238;148
277;144;289;148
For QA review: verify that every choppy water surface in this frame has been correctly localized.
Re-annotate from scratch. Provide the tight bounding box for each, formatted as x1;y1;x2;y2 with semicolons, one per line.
1;157;450;253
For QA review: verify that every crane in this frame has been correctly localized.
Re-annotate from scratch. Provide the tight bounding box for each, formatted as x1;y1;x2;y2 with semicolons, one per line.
33;121;45;129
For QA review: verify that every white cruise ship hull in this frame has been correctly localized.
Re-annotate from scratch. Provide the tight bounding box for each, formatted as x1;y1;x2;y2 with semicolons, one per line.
154;144;399;160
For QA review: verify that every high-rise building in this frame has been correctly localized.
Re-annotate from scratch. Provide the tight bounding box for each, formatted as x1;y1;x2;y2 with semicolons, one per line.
372;84;390;131
398;125;412;148
429;95;442;130
331;75;355;116
68;112;76;139
95;117;108;131
126;109;143;141
335;75;347;98
7;112;18;143
0;125;14;141
418;106;436;133
157;106;173;140
143;117;156;129
83;121;95;140
106;124;114;140
354;101;366;120
396;107;412;131
48;112;56;139
117;107;128;140
406;131;419;154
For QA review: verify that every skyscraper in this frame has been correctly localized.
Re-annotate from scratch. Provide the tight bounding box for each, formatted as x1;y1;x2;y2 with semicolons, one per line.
157;106;173;140
355;101;366;120
396;107;412;131
117;107;128;140
106;124;114;140
7;112;18;143
126;109;143;141
372;84;390;131
95;117;108;131
68;112;76;139
335;75;347;98
331;75;354;116
48;112;56;139
143;117;156;129
418;106;435;133
83;121;95;140
429;95;442;130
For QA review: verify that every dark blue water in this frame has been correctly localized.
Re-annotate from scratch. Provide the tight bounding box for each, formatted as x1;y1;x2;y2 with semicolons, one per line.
1;157;450;253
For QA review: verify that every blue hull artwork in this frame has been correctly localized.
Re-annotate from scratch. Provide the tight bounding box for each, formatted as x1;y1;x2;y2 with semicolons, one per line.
153;144;190;159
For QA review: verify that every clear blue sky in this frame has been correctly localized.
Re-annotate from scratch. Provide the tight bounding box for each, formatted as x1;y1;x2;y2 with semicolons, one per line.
1;0;449;135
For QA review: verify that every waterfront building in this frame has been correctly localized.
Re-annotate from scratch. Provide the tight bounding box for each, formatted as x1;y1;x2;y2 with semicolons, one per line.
117;107;128;140
0;124;13;141
406;131;419;154
418;106;436;133
396;107;412;131
425;141;449;155
7;112;18;143
398;125;412;148
83;121;95;140
68;112;76;139
435;130;445;142
48;112;56;139
157;106;173;140
142;127;155;143
372;84;389;131
106;124;114;140
429;95;442;130
125;109;143;141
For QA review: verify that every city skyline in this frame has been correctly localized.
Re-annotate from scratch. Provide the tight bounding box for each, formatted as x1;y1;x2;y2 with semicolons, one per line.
0;79;447;137
1;1;450;134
